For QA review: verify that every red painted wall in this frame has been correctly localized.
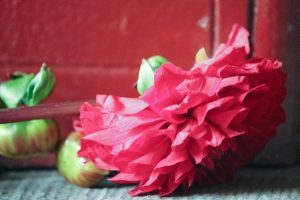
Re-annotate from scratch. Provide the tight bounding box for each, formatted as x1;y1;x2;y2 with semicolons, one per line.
0;0;214;104
0;0;213;67
0;0;214;167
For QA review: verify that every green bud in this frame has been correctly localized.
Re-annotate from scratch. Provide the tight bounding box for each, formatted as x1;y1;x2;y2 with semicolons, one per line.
57;132;108;187
0;63;55;108
137;55;167;95
23;63;55;106
195;48;208;64
0;73;34;108
0;119;59;158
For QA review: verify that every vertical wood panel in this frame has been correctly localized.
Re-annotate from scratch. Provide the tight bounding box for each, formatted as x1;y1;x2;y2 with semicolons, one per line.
213;0;249;51
253;0;300;164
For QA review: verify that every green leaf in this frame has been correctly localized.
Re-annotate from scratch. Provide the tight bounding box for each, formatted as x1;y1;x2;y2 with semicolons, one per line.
23;63;55;106
137;55;168;95
0;73;34;108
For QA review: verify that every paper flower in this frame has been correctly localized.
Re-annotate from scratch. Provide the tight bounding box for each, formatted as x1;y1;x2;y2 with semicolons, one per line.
77;24;286;196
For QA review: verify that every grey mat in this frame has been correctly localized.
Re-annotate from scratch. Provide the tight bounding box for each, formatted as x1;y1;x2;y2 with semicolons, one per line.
0;166;300;200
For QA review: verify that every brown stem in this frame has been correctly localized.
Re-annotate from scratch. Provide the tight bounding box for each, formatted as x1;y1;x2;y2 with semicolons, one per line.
0;99;96;123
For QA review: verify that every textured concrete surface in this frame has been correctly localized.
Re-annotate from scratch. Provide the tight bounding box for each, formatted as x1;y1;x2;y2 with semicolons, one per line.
0;166;299;200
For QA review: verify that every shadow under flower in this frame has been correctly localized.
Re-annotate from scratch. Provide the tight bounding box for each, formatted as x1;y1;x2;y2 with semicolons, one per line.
164;165;300;198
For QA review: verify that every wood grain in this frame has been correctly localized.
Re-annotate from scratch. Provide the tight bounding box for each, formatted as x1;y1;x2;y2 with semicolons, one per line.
213;0;249;51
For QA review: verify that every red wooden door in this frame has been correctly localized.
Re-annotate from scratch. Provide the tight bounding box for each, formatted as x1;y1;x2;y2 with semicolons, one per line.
0;0;299;167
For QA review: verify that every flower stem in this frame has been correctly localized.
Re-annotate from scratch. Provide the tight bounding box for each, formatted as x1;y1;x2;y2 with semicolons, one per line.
0;99;96;123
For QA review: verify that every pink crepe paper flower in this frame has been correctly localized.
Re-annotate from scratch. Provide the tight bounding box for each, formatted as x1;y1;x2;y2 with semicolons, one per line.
77;24;286;196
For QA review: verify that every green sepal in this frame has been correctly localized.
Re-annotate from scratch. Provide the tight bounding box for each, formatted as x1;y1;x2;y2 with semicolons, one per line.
0;73;34;108
147;55;168;71
23;63;55;106
137;55;167;95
